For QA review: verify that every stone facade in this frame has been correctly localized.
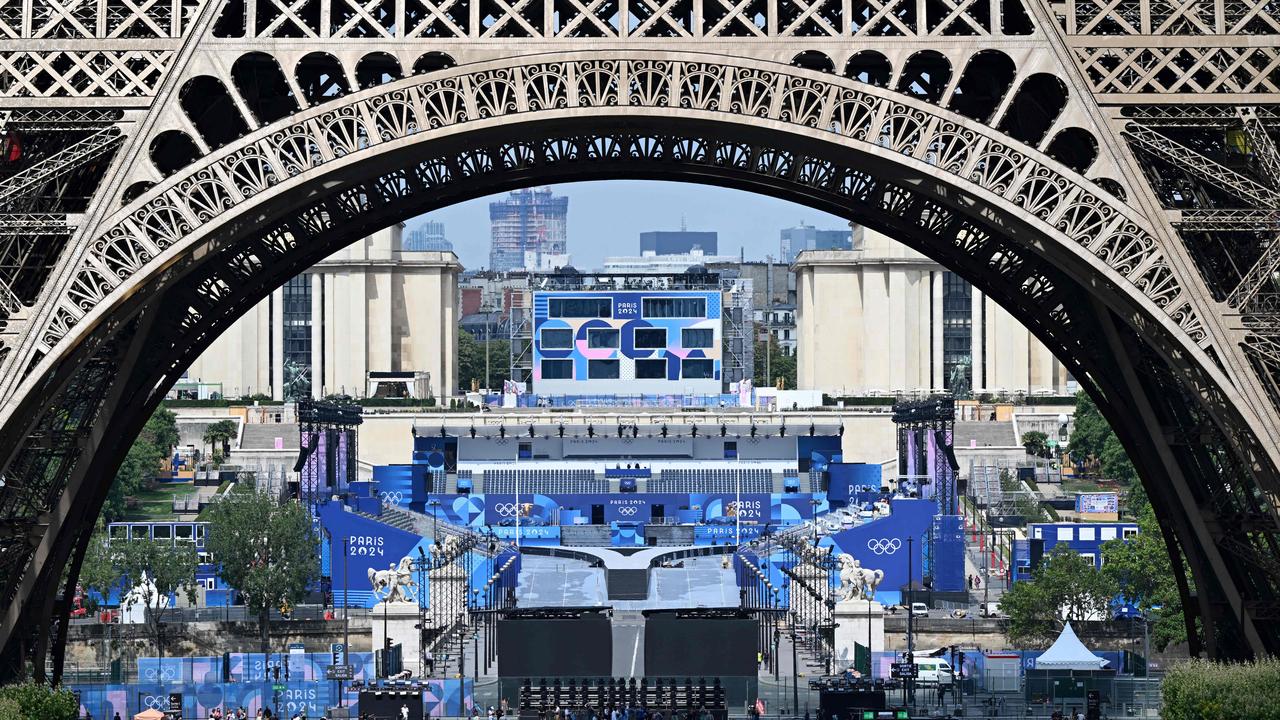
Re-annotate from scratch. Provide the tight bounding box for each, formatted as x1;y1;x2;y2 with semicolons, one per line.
793;232;1070;396
186;226;461;400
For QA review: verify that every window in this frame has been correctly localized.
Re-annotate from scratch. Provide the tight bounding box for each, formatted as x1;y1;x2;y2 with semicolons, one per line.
643;297;706;318
1078;527;1095;542
587;328;620;348
1056;527;1073;541
541;359;573;379
1032;527;1042;539
1122;528;1138;539
549;297;611;318
1079;553;1096;567
152;525;172;540
1100;527;1117;541
682;359;714;379
682;328;715;348
541;328;573;349
634;328;667;349
588;359;620;379
636;359;667;379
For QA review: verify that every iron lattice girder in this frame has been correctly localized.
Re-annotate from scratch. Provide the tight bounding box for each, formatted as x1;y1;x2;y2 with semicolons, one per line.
0;127;122;210
1228;231;1280;310
1123;122;1279;208
1175;209;1280;231
1238;107;1280;189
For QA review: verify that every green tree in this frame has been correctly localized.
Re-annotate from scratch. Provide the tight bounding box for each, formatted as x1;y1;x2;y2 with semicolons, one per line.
202;484;320;652
458;329;511;392
101;408;180;522
753;326;796;390
1100;434;1138;483
202;419;238;464
1102;502;1193;651
1001;546;1119;647
1068;390;1112;471
0;682;80;720
118;539;197;661
77;527;120;613
1021;430;1051;458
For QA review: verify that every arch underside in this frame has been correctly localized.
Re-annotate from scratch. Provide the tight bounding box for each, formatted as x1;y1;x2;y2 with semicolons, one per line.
0;55;1278;674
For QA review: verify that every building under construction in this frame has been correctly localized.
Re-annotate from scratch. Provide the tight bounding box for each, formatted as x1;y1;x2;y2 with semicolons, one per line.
488;187;569;272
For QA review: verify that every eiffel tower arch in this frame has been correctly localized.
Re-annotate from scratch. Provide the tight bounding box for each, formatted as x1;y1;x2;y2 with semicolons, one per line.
0;0;1278;679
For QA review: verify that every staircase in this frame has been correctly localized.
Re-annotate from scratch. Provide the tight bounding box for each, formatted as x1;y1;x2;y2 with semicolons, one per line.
239;422;299;449
953;420;1017;447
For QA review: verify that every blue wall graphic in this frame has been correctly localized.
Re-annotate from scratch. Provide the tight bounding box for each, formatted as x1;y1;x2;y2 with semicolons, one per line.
825;498;938;604
72;674;472;719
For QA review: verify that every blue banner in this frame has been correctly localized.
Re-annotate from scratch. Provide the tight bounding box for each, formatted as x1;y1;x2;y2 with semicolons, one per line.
71;676;472;719
825;498;938;603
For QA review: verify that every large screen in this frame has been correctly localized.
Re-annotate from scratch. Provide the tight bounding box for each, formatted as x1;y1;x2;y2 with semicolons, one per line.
644;615;756;677
497;615;613;677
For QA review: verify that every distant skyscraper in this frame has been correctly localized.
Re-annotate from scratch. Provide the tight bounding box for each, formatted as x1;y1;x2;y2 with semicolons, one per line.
780;223;856;263
488;187;569;272
404;221;452;252
639;230;718;256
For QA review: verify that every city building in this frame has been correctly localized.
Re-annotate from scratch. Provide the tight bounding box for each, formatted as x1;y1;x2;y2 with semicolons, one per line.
780;222;857;263
404;220;453;252
639;229;718;255
707;259;794;312
488;187;569;272
756;302;797;355
792;230;1072;395
184;225;461;400
1014;522;1140;581
603;249;737;274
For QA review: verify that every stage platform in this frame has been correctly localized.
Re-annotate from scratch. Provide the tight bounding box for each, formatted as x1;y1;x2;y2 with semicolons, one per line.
516;547;737;610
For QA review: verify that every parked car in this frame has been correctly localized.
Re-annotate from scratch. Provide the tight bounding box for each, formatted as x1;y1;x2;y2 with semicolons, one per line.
980;601;1004;618
910;602;930;617
912;658;954;686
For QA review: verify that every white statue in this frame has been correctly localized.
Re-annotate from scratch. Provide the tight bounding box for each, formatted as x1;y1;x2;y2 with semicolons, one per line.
836;553;886;602
857;564;886;598
369;557;418;603
836;554;865;601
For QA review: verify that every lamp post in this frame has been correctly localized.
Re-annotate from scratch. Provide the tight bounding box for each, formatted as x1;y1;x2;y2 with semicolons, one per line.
430;499;441;545
341;535;350;706
907;535;915;708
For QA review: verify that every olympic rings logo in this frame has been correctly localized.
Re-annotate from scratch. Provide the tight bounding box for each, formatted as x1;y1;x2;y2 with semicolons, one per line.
380;491;404;504
493;503;521;516
617;506;639;517
866;538;902;555
139;695;168;710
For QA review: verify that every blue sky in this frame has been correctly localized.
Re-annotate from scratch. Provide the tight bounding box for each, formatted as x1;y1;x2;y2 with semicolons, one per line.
406;180;848;271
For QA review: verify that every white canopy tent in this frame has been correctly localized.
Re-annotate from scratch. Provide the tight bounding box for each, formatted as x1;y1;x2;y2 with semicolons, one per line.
1035;622;1109;670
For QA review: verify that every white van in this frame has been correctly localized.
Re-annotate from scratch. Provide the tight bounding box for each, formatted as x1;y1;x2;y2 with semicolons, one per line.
913;658;955;686
910;602;930;617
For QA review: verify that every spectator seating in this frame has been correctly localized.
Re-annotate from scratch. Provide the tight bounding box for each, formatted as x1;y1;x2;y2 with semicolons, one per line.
482;468;606;494
649;468;772;493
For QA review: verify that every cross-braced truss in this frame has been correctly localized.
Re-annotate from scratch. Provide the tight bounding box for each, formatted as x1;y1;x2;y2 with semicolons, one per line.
0;0;1276;681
